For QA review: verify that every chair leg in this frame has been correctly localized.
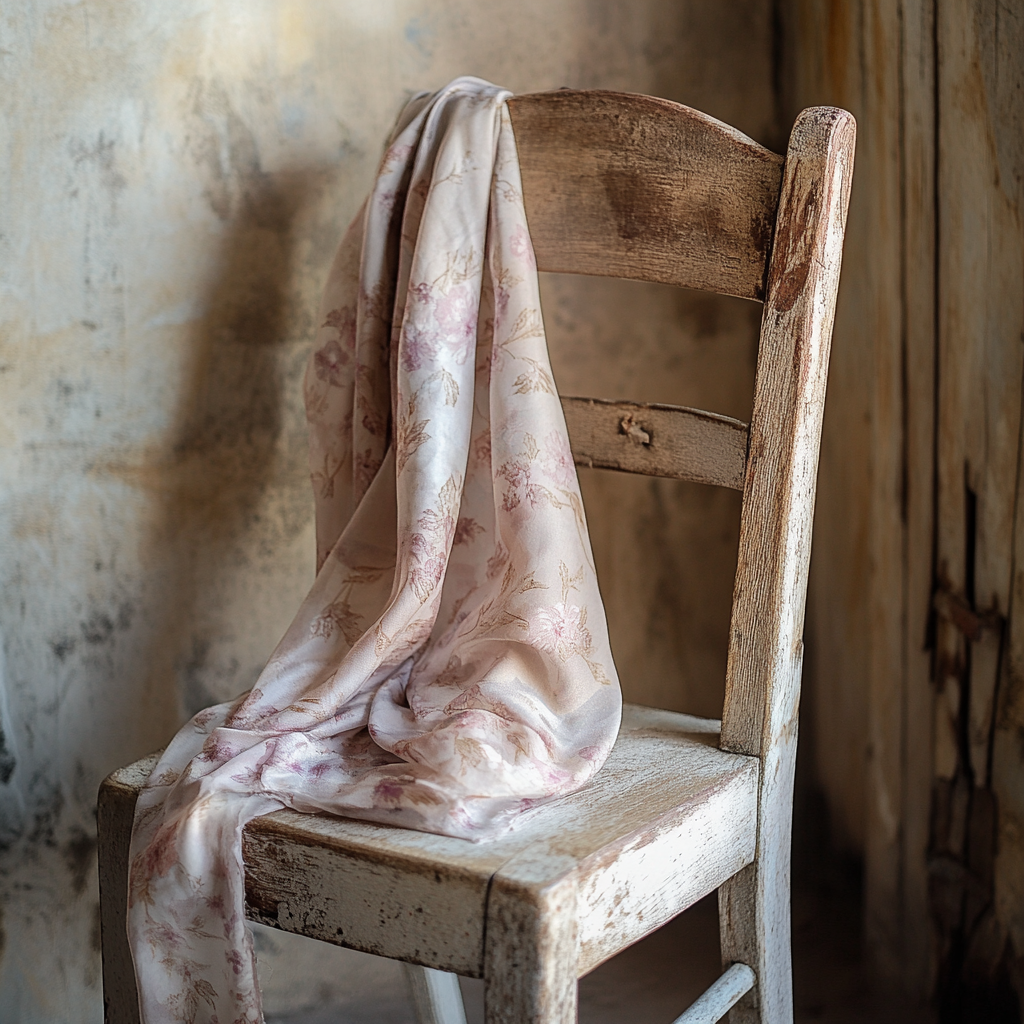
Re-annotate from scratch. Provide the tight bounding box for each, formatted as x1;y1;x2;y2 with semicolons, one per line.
718;740;797;1024
403;964;469;1024
97;775;143;1024
483;867;578;1024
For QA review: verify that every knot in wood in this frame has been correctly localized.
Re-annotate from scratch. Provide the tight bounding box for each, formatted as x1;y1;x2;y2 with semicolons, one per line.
619;413;651;446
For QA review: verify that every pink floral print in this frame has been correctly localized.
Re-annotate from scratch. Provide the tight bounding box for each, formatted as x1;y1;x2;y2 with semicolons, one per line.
532;601;593;660
128;77;620;1024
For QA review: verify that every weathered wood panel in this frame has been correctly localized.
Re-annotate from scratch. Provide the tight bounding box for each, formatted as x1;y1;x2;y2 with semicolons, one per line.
784;0;1024;1009
998;375;1024;1018
933;0;1024;1011
784;12;909;966
561;396;748;490
782;0;877;870
243;812;494;976
783;0;919;991
851;0;907;983
508;91;784;301
900;0;938;995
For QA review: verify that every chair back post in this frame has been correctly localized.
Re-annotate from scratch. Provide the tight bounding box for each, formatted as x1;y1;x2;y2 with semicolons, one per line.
721;105;856;764
718;106;855;1023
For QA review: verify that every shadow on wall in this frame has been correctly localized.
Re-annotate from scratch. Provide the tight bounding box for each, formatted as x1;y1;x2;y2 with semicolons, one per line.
0;127;348;1024
127;161;331;736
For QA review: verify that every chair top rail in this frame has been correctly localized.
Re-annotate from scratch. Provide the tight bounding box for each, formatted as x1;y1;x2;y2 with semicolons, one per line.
507;90;785;302
561;396;749;490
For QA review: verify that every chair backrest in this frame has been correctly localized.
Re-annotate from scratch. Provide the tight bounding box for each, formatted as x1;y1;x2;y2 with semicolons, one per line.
507;90;856;768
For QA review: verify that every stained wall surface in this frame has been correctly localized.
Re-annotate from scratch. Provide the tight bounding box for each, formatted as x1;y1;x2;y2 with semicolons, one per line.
0;2;776;1020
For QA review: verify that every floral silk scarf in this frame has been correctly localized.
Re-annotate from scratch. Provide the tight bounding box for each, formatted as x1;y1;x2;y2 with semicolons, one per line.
127;77;621;1024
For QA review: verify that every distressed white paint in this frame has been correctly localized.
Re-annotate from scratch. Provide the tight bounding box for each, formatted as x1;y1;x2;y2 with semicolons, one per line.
0;2;775;1020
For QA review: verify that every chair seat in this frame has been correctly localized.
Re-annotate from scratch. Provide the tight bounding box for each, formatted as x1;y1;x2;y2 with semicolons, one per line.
105;704;758;980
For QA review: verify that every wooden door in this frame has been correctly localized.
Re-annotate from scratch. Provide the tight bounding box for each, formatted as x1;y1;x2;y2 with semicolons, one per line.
784;0;1024;1014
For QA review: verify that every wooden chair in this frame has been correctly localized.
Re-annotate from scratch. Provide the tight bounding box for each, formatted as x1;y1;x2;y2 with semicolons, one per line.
97;90;855;1024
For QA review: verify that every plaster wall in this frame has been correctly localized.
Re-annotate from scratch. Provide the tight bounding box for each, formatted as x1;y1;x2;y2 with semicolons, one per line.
0;2;775;1019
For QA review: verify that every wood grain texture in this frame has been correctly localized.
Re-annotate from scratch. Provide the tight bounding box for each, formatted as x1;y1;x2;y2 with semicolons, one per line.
999;352;1024;1017
824;0;907;983
785;0;875;872
933;0;1024;1006
789;1;1024;1005
899;0;938;994
243;813;491;975
935;0;1024;792
98;766;146;1024
720;102;856;765
719;105;856;1024
562;397;748;490
507;91;783;301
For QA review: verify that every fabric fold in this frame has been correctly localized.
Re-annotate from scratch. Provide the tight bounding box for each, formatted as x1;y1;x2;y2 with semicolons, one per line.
128;76;621;1024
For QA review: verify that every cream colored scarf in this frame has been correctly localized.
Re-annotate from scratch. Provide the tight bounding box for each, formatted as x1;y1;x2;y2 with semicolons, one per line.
128;77;620;1024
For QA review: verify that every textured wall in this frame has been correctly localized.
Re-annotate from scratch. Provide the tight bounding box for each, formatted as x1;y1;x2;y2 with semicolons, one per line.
0;2;775;1020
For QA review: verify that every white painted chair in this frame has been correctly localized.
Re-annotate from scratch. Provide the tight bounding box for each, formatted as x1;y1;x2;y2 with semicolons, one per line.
98;90;855;1024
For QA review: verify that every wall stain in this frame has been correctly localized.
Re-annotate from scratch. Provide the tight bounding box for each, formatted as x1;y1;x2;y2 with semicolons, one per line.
63;828;97;897
69;132;127;195
0;724;15;784
26;775;64;851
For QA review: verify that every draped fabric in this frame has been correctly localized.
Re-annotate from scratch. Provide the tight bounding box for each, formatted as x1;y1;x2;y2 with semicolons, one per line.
127;77;621;1024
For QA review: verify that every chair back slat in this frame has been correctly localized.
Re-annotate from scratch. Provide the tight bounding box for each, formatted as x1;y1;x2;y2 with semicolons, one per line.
562;397;748;491
507;91;785;301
